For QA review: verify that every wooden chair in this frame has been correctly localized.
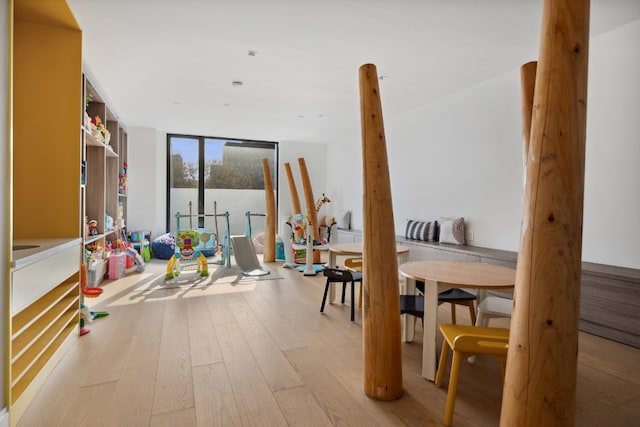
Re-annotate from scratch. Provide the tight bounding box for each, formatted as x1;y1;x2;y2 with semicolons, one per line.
435;324;510;427
320;268;362;321
344;257;363;308
399;294;424;325
417;281;477;324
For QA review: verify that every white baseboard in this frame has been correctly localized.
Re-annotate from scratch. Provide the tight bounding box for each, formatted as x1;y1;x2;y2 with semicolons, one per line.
0;407;8;427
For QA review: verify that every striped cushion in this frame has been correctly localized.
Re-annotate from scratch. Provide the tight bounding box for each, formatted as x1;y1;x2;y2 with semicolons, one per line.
405;220;438;242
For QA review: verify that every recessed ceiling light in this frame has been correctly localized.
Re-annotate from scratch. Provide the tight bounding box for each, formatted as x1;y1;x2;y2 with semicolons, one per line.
298;115;305;118
248;50;258;57
172;101;181;105
379;75;389;80
231;81;243;88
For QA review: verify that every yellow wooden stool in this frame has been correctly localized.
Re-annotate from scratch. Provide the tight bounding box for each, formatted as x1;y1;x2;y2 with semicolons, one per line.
435;324;510;426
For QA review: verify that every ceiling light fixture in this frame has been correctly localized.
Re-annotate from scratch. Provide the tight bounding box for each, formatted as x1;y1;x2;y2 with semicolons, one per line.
379;75;389;80
231;80;243;88
248;50;258;56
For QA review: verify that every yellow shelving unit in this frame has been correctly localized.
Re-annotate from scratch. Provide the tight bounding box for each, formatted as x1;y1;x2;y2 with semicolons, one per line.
9;1;82;425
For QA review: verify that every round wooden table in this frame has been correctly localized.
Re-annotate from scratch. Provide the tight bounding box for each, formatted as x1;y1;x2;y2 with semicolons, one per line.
328;242;410;268
399;260;515;380
327;242;410;302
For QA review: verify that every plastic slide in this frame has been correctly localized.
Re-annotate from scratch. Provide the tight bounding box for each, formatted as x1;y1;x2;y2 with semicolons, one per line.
230;235;270;276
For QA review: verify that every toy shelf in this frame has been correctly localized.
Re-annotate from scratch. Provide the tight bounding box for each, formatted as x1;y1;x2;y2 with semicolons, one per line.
82;76;128;257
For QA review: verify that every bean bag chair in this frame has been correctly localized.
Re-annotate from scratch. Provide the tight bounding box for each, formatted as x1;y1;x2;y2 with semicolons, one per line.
151;233;175;260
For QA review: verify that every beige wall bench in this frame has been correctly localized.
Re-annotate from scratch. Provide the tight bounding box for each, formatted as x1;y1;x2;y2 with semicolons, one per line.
336;229;640;349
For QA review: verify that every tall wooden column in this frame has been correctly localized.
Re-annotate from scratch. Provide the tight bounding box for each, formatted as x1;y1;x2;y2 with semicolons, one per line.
500;1;590;425
520;61;537;170
298;157;321;263
284;162;301;214
262;159;276;262
284;162;304;242
359;63;403;400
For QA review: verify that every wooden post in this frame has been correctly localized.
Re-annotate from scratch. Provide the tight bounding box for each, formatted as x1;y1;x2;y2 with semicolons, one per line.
284;162;301;214
520;61;537;202
500;1;589;425
359;63;403;400
284;162;304;242
298;158;321;263
520;61;537;168
262;159;276;262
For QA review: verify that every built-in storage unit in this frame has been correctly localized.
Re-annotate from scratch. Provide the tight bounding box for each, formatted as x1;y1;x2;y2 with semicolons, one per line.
10;239;81;423
10;1;83;425
82;77;128;274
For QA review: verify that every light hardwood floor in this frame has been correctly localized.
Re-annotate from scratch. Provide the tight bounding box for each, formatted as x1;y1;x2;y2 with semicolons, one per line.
16;257;640;426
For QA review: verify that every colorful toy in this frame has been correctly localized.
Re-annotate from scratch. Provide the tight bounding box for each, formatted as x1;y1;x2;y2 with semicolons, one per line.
88;219;98;236
119;161;127;194
165;229;210;279
165;201;231;279
115;230;146;273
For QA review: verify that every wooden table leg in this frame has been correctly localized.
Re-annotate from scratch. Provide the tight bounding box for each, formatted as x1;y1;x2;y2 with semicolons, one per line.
401;277;416;342
422;279;439;381
328;251;337;302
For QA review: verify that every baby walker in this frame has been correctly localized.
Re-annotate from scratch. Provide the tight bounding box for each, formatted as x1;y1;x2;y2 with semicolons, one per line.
165;202;217;280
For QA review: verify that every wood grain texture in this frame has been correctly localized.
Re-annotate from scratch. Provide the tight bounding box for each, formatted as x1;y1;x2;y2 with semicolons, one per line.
215;320;289;426
15;258;640;427
298;157;321;263
226;295;303;391
187;296;224;367
274;386;334;427
284;162;302;214
520;60;537;177
102;331;162;426
359;63;403;400
152;298;195;415
297;158;319;242
150;407;197;427
262;158;276;262
501;1;590;425
192;363;242;427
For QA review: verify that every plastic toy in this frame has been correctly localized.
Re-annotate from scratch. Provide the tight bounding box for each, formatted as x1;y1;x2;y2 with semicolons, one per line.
165;229;210;279
88;219;98;236
82;287;103;298
165;202;221;279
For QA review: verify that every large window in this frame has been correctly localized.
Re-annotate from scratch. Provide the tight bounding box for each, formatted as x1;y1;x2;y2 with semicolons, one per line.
167;134;278;239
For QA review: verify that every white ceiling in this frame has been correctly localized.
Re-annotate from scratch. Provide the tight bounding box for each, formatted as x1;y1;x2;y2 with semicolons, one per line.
67;0;640;144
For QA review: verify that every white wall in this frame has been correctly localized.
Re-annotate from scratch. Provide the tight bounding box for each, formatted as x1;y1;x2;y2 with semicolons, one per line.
126;127;166;240
126;131;327;240
582;20;640;268
127;22;638;269
327;20;640;269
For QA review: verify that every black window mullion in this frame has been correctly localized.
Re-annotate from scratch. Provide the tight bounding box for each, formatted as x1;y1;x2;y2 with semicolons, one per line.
198;137;205;229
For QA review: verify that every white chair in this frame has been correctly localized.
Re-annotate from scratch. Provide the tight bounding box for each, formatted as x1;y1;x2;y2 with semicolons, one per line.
468;295;512;364
476;295;513;327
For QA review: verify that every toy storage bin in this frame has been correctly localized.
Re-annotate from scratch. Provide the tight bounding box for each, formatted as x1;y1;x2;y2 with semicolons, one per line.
108;252;126;280
88;259;107;287
129;230;152;242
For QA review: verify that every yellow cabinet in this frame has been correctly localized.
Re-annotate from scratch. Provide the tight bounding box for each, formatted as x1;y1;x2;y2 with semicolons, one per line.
9;1;82;425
